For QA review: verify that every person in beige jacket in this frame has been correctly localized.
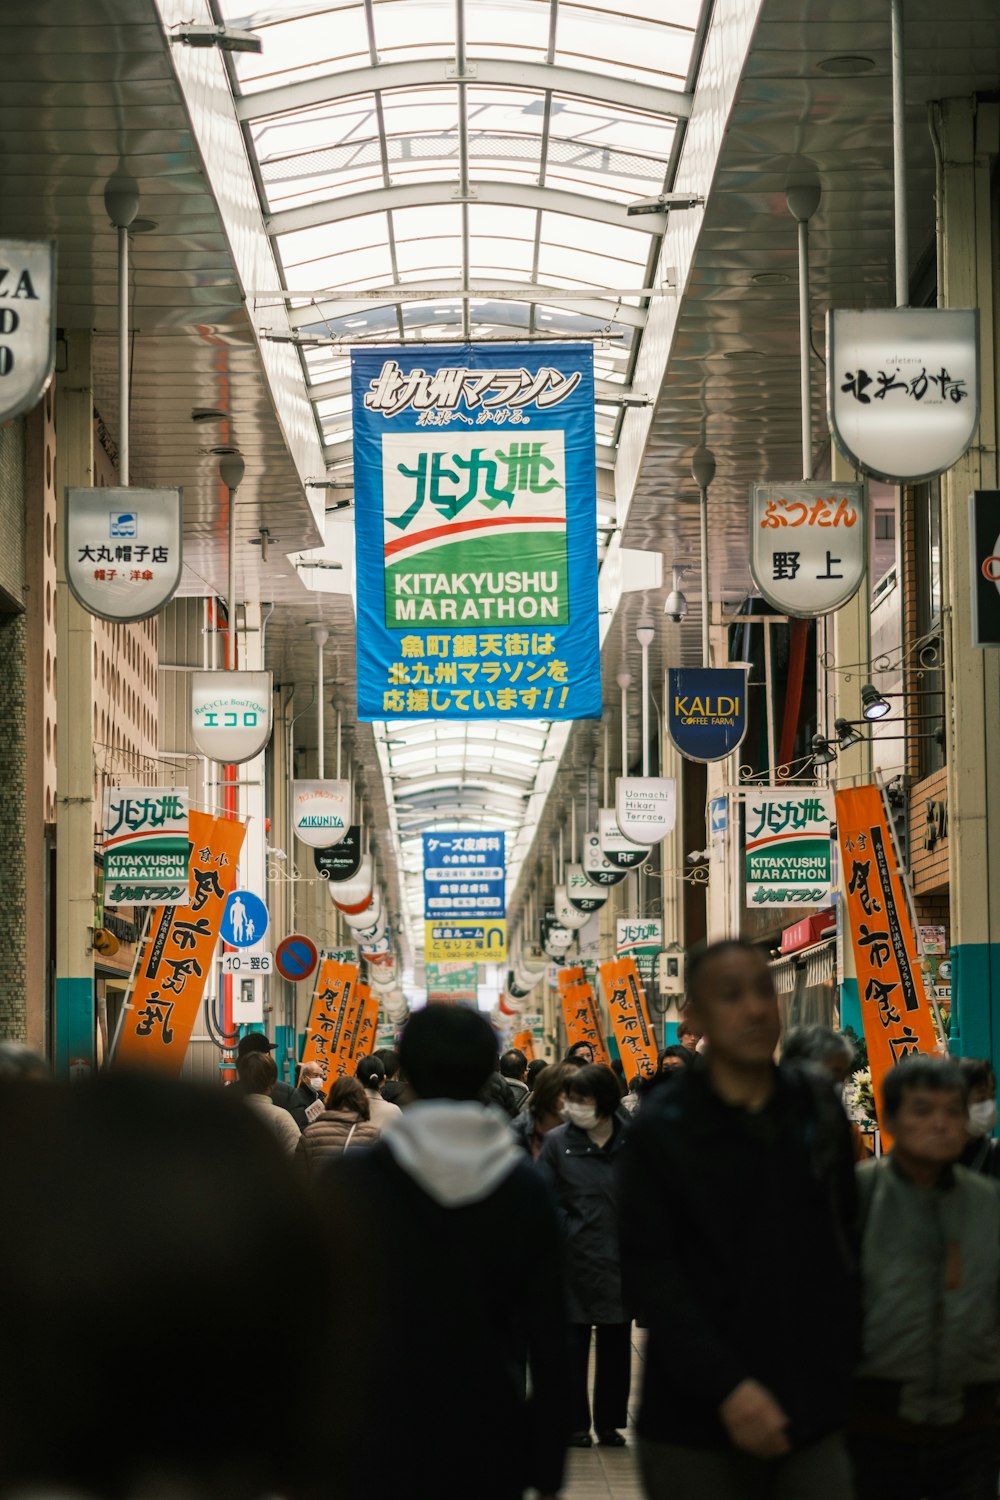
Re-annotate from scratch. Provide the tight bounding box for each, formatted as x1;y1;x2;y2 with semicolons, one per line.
236;1050;301;1158
296;1075;380;1173
357;1054;404;1134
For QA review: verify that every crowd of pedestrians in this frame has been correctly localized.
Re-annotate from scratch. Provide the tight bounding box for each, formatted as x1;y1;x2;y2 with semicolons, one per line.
2;941;1000;1500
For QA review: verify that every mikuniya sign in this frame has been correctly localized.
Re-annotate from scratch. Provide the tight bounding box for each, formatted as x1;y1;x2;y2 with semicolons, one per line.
750;482;865;617
0;240;55;422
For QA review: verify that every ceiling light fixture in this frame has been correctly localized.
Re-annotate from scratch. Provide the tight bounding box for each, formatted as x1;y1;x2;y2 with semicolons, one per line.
170;23;262;52
834;717;866;750
817;55;876;75
750;272;791;286
627;192;705;217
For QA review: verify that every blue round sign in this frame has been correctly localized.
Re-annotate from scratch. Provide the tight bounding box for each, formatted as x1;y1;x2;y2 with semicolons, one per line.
221;889;269;949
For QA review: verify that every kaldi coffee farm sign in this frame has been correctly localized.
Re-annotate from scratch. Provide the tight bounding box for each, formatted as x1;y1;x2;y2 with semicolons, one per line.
0;241;55;422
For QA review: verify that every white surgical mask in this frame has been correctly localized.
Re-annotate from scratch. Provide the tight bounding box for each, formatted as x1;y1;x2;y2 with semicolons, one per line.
308;1076;324;1093
968;1100;998;1138
564;1101;600;1131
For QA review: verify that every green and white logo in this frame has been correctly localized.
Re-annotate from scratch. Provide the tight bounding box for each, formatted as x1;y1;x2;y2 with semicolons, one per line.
382;430;568;630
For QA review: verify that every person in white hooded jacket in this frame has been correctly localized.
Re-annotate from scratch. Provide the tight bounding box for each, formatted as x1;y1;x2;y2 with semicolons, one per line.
321;1004;570;1500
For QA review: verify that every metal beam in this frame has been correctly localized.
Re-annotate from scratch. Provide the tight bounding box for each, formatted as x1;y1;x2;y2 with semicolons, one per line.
267;178;665;238
237;56;691;125
282;283;650;330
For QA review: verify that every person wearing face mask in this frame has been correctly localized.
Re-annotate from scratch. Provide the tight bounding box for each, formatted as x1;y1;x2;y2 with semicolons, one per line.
285;1058;329;1129
957;1056;1000;1177
537;1063;632;1450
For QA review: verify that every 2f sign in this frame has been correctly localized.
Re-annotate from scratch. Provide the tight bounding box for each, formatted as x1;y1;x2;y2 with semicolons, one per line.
0;242;55;421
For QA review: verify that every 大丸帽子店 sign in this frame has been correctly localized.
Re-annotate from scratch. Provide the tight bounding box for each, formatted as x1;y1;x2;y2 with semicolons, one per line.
0;240;55;422
102;785;190;905
970;490;1000;648
750;482;865;617
351;342;601;721
66;487;183;621
292;780;350;848
827;307;979;483
744;789;833;908
191;671;272;764
667;667;749;763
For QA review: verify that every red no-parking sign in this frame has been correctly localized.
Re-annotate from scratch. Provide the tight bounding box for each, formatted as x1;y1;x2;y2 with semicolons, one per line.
275;934;319;983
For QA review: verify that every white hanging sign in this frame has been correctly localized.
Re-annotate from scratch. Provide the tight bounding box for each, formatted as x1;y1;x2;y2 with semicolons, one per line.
346;890;384;932
329;854;374;909
827;307;980;482
67;486;183;622
749;481;866;617
191;671;272;764
0;240;56;421
582;830;628;887
292;780;350;848
616;776;677;845
598;808;649;870
554;884;591;932
565;861;608;914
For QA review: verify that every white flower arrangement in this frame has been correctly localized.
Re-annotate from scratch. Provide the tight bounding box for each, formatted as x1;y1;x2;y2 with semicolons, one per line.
847;1067;877;1124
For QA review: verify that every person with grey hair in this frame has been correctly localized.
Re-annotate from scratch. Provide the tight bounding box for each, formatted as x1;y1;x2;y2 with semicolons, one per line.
849;1055;1000;1500
781;1026;856;1083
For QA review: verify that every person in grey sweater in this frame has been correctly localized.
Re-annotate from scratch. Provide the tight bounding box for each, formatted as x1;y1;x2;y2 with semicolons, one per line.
850;1055;1000;1500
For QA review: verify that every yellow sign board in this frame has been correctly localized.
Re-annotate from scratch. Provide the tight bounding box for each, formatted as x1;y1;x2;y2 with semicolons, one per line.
424;919;507;962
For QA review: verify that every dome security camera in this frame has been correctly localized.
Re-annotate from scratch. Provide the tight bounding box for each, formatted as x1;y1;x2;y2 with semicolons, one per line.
664;565;689;624
664;589;688;624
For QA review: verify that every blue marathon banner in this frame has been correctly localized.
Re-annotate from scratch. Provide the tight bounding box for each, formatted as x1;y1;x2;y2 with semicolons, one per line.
352;343;601;721
666;667;749;763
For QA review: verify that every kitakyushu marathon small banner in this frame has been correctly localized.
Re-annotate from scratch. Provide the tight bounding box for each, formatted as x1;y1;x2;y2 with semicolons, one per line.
352;343;601;721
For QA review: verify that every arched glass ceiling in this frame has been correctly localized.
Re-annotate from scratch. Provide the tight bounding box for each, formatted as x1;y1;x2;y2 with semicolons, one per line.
219;0;702;953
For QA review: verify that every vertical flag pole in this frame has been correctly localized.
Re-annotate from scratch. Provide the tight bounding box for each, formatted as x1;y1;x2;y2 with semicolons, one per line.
786;183;821;482
692;447;716;667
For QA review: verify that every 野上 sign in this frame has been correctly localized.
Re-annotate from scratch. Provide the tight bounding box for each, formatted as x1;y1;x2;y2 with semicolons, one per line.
102;786;190;906
750;482;865;617
351;342;601;722
66;487;183;622
191;671;272;764
615;777;676;846
834;785;939;1134
0;240;56;422
292;780;350;848
970;490;1000;648
827;308;980;483
745;790;834;908
667;667;749;763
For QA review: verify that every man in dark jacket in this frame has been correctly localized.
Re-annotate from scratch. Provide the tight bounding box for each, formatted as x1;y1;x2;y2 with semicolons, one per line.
323;1005;570;1500
233;1032;294;1108
619;939;859;1499
284;1059;327;1130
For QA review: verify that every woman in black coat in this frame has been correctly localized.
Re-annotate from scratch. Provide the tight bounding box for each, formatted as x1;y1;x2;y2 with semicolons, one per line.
537;1063;631;1449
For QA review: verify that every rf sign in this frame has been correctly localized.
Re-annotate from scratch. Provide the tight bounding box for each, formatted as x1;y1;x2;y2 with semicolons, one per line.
616;777;676;846
0;241;55;421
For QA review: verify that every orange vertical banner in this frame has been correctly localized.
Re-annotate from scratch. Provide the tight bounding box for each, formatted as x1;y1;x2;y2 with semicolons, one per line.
300;959;360;1085
331;979;379;1079
114;811;246;1076
835;785;939;1132
511;1029;536;1062
558;967;610;1065
600;956;658;1079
